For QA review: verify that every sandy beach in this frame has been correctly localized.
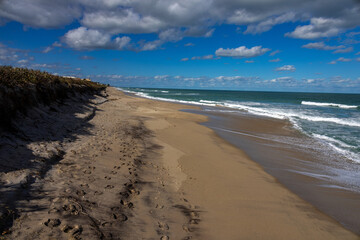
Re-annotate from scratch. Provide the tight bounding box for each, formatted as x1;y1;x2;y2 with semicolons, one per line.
1;87;358;239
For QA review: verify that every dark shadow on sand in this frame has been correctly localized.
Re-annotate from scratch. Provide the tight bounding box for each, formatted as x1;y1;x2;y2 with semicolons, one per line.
0;92;104;233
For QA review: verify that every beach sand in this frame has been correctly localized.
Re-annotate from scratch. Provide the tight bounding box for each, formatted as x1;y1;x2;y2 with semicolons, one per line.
200;109;360;234
0;87;358;239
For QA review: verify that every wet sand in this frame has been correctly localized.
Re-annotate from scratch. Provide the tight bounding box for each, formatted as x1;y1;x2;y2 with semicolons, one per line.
197;109;360;234
0;87;358;239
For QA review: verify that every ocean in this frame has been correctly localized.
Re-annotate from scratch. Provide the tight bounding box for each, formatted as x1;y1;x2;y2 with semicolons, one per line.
121;88;360;164
119;87;360;231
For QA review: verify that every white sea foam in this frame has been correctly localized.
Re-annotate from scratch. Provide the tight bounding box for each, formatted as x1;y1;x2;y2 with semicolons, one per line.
297;115;360;127
200;100;220;104
326;142;360;163
216;126;360;163
119;89;360;128
222;102;287;119
118;88;138;94
118;87;360;165
312;134;357;149
171;93;200;96
312;134;360;163
119;88;219;107
302;101;358;109
222;102;360;127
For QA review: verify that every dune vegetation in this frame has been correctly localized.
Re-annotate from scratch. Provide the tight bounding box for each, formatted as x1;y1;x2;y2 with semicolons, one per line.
0;66;106;129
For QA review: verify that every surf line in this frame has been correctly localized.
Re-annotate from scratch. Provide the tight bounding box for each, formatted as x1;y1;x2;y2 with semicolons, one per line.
211;126;292;144
210;126;313;149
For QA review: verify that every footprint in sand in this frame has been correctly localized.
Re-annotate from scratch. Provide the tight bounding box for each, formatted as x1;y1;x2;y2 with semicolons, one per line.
111;206;121;211
158;221;169;230
189;219;200;225
190;211;199;219
44;218;61;227
87;176;96;182
120;199;134;209
112;213;128;221
105;176;111;180
80;183;89;188
183;225;191;233
110;171;117;175
61;224;72;233
69;225;83;238
76;189;86;197
101;222;112;227
128;187;138;195
62;204;80;216
105;185;114;190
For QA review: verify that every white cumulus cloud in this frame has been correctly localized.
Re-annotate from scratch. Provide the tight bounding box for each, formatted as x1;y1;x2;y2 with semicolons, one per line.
0;0;81;28
63;27;130;50
302;41;345;50
275;65;296;72
81;9;166;34
244;12;296;34
215;46;270;58
269;76;294;83
286;17;346;39
1;0;360;50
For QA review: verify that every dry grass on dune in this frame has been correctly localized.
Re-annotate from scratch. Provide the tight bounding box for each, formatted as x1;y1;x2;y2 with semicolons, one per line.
0;66;106;129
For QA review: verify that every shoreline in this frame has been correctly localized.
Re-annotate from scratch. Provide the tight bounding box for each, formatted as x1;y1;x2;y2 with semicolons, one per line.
198;109;360;234
1;87;358;239
124;87;360;234
120;88;358;239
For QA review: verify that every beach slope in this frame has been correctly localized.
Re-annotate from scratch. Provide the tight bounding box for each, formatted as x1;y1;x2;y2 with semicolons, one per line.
1;87;358;239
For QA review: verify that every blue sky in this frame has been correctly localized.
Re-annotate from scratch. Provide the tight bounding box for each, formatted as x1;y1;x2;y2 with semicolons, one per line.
1;0;360;93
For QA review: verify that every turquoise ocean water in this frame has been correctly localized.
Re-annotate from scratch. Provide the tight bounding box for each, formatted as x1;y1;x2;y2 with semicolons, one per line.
121;88;360;164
